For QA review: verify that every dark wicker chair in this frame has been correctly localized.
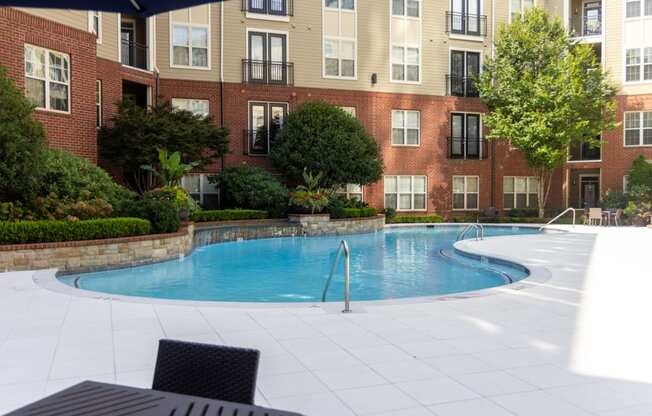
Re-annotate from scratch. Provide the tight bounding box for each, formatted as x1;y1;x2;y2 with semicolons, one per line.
152;339;260;404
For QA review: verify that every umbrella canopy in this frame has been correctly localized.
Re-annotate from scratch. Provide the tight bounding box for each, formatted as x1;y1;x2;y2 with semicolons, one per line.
0;0;227;17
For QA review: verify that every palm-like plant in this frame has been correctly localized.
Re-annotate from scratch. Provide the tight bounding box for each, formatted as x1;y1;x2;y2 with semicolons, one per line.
141;148;199;187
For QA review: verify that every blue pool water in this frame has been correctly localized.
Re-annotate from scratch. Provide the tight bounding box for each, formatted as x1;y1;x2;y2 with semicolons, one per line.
60;226;539;303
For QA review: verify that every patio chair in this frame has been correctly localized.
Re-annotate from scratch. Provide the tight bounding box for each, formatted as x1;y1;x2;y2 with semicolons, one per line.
586;207;603;225
614;208;623;226
152;339;260;404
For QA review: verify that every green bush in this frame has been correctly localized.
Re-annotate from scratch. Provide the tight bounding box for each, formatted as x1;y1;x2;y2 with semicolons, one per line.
383;208;397;221
506;208;539;217
0;218;151;245
39;149;134;206
331;207;377;219
600;190;629;210
388;215;444;224
270;101;383;188
629;155;652;188
210;166;289;217
118;199;180;234
191;209;268;222
143;186;199;217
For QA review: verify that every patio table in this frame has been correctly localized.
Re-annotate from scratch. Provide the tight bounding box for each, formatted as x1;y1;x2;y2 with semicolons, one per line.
6;381;304;416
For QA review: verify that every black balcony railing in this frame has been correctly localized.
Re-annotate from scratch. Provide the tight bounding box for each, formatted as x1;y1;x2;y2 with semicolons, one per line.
569;141;601;161
446;75;479;97
121;40;148;70
448;137;487;160
569;14;602;37
242;60;294;85
244;129;276;156
445;12;487;37
241;0;293;16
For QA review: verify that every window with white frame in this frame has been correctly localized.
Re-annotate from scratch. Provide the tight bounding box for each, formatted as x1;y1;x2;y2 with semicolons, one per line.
624;112;652;146
391;0;420;82
625;0;652;18
181;174;219;208
96;80;102;128
384;175;427;211
340;106;356;116
24;45;70;112
625;47;652;82
171;98;210;117
323;0;356;78
88;11;101;43
336;184;363;201
452;176;479;210
392;110;420;146
623;175;630;192
503;176;539;209
510;0;534;21
170;6;210;68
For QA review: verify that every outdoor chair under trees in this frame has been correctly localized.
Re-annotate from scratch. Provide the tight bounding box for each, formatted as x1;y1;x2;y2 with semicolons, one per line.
152;339;260;404
585;208;603;225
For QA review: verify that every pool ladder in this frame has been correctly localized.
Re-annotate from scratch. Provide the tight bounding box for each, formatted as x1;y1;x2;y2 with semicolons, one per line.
456;223;484;241
539;207;577;231
321;240;352;313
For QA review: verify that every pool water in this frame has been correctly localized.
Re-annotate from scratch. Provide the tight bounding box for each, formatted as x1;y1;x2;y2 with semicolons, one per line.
60;226;539;303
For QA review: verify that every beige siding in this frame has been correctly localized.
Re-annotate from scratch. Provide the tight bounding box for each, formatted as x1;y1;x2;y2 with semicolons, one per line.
18;8;87;31
97;13;120;62
155;4;221;81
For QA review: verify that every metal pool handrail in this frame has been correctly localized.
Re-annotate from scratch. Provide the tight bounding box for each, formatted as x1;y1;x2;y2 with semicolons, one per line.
456;223;484;241
539;207;576;231
321;240;352;313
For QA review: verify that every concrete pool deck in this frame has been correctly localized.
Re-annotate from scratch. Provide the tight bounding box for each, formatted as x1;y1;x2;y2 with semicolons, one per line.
1;225;652;415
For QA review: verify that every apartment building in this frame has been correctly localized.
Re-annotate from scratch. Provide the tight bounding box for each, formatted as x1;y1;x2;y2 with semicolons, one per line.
1;0;650;215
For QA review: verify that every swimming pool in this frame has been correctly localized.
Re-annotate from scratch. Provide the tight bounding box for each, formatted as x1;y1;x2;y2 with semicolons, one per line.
60;225;539;303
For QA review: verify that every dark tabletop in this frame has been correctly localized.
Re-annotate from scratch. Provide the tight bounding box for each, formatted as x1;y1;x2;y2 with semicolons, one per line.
6;381;304;416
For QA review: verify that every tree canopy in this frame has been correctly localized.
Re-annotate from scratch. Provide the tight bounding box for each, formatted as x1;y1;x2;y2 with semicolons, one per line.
477;8;617;215
270;101;383;188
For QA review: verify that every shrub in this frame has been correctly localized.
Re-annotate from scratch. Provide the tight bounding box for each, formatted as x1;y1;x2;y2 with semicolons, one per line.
629;155;652;188
332;207;377;219
143;186;199;217
190;209;268;222
600;190;628;210
388;215;444;224
118;199;180;234
270;101;383;188
383;208;397;221
210;166;289;217
506;208;539;217
0;218;151;245
0;67;47;202
39;149;134;206
0;202;25;222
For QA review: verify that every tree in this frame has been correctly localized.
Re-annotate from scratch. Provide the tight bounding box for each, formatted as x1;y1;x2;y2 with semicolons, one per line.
99;100;229;193
140;148;199;188
628;155;652;189
270;101;383;189
476;8;617;217
0;66;47;202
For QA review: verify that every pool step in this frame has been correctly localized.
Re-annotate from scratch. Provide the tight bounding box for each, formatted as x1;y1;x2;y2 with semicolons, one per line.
438;249;514;284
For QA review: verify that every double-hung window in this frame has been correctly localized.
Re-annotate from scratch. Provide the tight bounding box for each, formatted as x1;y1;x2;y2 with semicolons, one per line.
384;175;427;211
626;0;652;18
323;0;356;78
624;111;652;146
391;0;421;83
510;0;534;21
24;45;70;113
171;98;210;117
88;11;101;43
452;176;479;210
625;47;652;82
392;110;420;146
171;6;210;68
181;174;219;209
449;50;480;97
503;177;539;209
336;184;363;201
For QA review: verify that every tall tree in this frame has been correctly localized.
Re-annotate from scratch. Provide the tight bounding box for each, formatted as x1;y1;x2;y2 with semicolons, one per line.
477;8;617;216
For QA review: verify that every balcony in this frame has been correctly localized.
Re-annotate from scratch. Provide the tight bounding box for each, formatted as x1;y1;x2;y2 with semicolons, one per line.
569;15;602;39
569;141;601;162
242;60;294;85
446;75;479;98
120;40;148;70
243;129;276;156
448;137;487;160
241;0;293;16
120;15;149;70
445;12;487;37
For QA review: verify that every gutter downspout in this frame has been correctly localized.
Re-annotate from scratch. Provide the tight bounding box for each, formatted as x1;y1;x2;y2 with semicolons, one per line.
219;2;226;208
490;0;497;209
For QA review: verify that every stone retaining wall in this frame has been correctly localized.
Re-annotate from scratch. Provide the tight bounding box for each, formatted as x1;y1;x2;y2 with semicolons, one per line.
0;224;194;274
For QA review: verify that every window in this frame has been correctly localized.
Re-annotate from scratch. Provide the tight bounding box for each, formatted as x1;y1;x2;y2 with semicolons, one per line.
88;11;101;43
626;0;652;17
510;0;534;21
340;106;356;116
391;0;420;83
623;175;630;192
450;0;482;36
323;0;356;78
384;175;427;211
248;102;288;155
247;0;289;15
336;184;363;201
171;98;210;117
182;174;219;209
170;6;210;68
452;176;479;210
246;31;288;84
450;113;482;159
392;110;420;146
24;45;70;113
503;177;539;209
96;80;102;128
625;47;652;82
449;50;480;97
624;112;652;146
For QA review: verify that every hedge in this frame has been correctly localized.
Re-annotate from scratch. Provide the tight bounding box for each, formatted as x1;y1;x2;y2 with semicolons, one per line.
190;209;268;222
335;207;377;219
388;215;444;224
0;218;151;245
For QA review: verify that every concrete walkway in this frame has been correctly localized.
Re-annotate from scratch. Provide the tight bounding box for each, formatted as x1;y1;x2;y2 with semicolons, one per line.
1;226;651;416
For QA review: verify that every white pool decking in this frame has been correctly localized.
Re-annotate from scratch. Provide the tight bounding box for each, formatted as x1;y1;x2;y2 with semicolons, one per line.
1;226;652;416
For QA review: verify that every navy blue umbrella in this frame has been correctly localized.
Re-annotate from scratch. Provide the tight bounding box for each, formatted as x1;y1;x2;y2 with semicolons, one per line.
0;0;228;17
